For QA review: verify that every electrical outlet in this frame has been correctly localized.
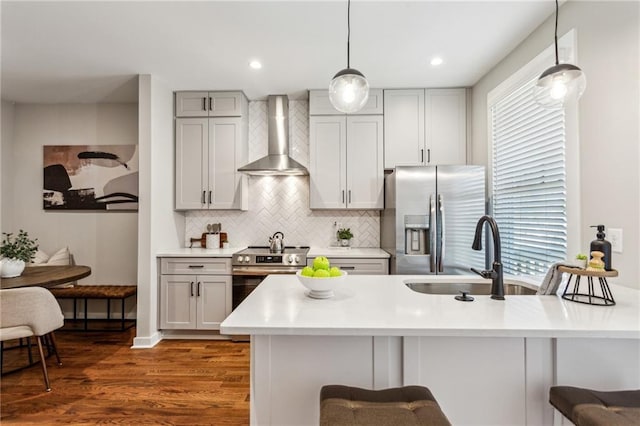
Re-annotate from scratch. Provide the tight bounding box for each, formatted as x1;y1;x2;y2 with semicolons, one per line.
609;228;623;253
335;221;342;230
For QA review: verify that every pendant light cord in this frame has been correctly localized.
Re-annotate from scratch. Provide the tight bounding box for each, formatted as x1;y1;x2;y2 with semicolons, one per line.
554;0;559;65
347;0;351;68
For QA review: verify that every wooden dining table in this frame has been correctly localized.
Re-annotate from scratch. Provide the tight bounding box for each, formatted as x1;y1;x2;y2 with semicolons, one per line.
0;265;91;289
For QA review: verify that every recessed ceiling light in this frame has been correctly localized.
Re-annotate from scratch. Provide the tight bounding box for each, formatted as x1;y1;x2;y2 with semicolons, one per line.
249;60;262;70
430;57;444;66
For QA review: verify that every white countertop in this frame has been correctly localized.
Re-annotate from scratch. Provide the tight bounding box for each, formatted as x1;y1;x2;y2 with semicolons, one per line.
157;246;389;259
156;247;245;258
308;247;390;258
220;274;640;339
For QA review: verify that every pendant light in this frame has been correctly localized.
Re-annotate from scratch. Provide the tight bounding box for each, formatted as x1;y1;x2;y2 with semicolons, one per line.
329;0;369;113
534;0;586;109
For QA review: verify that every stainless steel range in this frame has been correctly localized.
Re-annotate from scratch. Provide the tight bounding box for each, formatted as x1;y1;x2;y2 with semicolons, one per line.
232;246;310;309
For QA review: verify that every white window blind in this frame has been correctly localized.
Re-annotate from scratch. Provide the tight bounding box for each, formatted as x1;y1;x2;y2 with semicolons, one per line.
491;77;567;275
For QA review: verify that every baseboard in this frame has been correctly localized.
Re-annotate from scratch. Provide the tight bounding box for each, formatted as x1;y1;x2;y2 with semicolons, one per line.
131;331;162;349
160;329;232;340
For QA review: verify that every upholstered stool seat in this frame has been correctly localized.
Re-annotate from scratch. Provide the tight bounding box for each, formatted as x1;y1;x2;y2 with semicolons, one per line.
550;386;640;426
320;385;451;426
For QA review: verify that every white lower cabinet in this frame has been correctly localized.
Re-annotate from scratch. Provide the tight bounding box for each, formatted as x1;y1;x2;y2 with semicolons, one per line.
159;258;232;330
307;257;389;275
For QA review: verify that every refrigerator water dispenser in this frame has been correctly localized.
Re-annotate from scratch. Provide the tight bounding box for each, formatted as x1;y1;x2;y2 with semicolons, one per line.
404;215;429;255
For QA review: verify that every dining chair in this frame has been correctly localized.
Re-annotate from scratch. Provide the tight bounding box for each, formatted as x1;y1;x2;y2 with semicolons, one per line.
0;287;64;391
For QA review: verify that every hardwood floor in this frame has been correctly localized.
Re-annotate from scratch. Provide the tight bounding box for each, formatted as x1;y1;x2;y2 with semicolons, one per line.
1;329;250;425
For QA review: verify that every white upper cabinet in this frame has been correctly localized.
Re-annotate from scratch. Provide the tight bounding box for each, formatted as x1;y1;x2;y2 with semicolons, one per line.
309;89;384;115
425;88;467;165
309;116;347;209
346;115;384;209
175;91;246;117
384;88;467;168
309;115;383;209
175;118;209;210
175;91;248;210
383;89;425;168
208;117;248;209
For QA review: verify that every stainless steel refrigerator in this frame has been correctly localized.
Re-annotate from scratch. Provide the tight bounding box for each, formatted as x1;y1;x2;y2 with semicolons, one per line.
381;166;486;275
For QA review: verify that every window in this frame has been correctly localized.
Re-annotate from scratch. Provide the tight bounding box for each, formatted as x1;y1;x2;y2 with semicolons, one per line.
491;78;566;275
488;30;580;276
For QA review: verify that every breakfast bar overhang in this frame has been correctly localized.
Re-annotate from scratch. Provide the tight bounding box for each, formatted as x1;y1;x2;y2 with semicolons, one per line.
221;274;640;426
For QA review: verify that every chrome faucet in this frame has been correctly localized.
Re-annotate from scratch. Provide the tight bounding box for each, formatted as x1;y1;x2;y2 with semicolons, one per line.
471;215;505;300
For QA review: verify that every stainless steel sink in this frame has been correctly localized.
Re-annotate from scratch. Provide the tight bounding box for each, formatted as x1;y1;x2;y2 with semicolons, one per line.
405;281;537;295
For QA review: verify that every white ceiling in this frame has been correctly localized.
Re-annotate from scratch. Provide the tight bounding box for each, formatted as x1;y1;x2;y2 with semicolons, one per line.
1;1;555;103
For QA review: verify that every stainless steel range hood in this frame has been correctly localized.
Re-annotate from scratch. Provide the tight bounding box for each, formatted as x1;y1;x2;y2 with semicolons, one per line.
238;95;308;176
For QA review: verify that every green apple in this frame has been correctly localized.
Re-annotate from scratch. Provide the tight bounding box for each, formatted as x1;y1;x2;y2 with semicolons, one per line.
313;269;330;278
301;266;315;277
329;267;342;277
313;256;330;271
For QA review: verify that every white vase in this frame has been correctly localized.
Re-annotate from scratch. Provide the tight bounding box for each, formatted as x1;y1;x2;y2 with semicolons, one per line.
339;239;351;247
1;258;26;278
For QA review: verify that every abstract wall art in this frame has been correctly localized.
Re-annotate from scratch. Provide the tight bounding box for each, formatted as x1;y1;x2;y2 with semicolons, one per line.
43;145;139;210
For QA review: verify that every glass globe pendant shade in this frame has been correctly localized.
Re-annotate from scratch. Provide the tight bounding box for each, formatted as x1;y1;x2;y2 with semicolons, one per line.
534;63;587;109
329;68;370;113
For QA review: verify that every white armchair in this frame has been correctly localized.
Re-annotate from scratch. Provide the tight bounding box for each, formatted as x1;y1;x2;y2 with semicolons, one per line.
0;287;64;391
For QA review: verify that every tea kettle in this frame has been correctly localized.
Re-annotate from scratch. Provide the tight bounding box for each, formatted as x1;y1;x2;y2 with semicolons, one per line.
269;231;284;253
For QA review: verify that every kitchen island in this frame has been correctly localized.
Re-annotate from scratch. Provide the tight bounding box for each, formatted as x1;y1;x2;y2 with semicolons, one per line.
220;274;640;426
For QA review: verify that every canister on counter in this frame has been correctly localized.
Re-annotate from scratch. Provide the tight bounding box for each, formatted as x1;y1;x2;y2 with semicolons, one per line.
206;233;220;249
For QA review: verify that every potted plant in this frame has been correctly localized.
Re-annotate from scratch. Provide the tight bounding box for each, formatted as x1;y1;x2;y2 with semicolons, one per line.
337;228;353;247
1;230;38;278
574;253;588;269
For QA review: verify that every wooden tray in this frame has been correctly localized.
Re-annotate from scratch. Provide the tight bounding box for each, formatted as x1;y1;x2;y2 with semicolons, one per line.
557;266;618;278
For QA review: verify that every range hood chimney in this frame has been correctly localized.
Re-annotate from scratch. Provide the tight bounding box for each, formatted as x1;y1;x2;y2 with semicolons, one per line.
238;95;308;176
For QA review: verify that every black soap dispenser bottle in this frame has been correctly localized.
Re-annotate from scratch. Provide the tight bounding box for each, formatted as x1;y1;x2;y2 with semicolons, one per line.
590;225;612;271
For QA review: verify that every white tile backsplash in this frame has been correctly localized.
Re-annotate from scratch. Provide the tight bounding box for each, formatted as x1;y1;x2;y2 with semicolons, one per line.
185;100;380;248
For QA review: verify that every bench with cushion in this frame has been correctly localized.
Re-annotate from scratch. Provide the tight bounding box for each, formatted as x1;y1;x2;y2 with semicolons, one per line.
49;285;136;331
550;386;640;426
320;385;451;426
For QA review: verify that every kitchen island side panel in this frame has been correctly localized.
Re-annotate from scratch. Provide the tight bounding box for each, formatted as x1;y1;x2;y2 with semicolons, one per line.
251;335;376;426
403;336;526;426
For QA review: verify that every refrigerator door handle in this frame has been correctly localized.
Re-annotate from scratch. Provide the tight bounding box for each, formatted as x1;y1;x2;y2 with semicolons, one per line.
429;194;436;273
438;194;444;273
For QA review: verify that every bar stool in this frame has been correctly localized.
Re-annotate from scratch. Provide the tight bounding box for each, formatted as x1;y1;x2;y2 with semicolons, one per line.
550;386;640;425
320;385;451;426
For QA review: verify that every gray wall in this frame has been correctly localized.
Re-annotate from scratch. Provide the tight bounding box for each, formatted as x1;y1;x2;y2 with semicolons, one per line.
1;101;15;233
471;1;639;287
2;103;139;285
134;75;184;347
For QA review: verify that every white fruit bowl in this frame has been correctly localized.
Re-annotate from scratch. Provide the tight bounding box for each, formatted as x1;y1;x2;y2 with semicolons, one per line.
296;270;347;299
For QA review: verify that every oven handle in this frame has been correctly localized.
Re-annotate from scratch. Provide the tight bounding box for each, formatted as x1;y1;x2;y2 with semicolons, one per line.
232;267;302;276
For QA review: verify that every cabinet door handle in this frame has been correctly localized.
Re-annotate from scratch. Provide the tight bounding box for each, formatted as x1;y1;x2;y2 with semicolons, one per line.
188;265;204;269
427;149;431;163
341;266;356;270
209;97;213;112
421;149;424;163
197;282;201;297
190;282;194;297
348;190;352;204
342;190;345;203
201;190;206;204
203;97;207;111
208;191;212;204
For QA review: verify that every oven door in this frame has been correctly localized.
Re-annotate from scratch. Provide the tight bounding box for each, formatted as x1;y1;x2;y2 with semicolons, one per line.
231;266;301;342
232;274;264;311
231;266;301;310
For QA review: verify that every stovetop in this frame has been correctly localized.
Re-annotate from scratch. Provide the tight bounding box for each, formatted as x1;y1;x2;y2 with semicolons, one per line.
236;246;310;255
233;246;310;267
